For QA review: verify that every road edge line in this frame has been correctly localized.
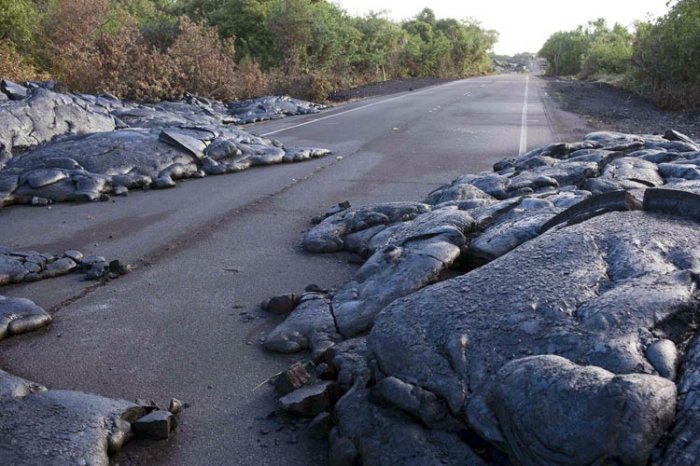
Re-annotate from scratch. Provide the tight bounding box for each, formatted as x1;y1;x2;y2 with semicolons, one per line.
518;75;530;155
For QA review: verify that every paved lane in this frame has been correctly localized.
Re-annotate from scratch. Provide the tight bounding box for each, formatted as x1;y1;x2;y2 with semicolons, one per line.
0;75;586;465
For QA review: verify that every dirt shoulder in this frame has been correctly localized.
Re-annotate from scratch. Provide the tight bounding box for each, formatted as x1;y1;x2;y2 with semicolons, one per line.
327;77;455;102
543;78;699;139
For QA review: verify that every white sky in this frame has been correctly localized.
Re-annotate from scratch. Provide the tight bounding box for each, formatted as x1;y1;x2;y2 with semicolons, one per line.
335;0;670;55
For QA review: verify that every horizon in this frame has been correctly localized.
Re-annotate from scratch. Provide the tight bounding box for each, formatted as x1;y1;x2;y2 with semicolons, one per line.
335;0;670;55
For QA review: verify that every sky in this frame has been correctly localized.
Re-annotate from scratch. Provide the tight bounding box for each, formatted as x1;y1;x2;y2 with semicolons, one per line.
335;0;671;55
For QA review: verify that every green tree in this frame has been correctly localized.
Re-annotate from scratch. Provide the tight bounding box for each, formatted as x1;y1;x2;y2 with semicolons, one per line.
176;0;276;65
0;0;40;50
351;12;404;80
631;0;700;108
580;20;633;79
538;29;589;75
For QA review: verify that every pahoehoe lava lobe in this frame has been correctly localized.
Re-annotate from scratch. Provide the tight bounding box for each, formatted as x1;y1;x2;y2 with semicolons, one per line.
0;295;182;464
370;210;697;465
0;80;330;207
264;129;700;465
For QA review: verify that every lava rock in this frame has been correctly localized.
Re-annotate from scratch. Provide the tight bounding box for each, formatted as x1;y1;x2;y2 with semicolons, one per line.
1;79;29;100
261;293;299;314
274;361;314;396
0;90;331;206
133;410;174;440
264;292;340;360
0;295;51;340
0;369;46;398
227;95;325;124
168;398;183;415
279;381;340;417
0;390;147;465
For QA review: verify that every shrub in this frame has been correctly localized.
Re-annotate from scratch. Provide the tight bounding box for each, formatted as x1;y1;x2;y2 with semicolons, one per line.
167;16;239;101
631;0;700;109
235;56;271;99
538;30;589;76
0;0;39;50
0;39;48;82
579;23;633;79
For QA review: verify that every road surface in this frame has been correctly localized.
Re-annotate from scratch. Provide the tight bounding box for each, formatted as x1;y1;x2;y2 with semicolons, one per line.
0;74;588;465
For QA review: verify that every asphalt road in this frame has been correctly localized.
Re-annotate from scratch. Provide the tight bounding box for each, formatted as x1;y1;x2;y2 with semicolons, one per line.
0;74;588;466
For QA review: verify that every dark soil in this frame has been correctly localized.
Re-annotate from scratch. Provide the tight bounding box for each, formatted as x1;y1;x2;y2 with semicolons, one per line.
545;79;699;140
327;77;454;102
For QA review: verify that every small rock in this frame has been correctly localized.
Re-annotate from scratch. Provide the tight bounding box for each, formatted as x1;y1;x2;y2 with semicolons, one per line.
85;261;109;280
31;197;50;206
82;255;107;265
159;130;206;159
113;186;129;196
133;410;173;440
1;79;28;100
261;294;299;314
64;250;84;263
168;398;183;415
274;361;314;396
279;381;339;417
646;339;679;380
24;262;42;274
108;259;129;276
44;257;77;277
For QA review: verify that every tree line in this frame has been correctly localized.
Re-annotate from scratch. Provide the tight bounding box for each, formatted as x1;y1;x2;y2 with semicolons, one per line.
0;0;498;101
538;0;700;110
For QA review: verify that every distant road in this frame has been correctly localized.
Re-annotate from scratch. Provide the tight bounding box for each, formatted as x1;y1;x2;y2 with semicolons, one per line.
0;74;586;466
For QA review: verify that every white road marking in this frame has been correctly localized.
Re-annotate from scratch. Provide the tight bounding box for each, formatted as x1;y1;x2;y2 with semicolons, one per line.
259;81;462;137
518;76;530;155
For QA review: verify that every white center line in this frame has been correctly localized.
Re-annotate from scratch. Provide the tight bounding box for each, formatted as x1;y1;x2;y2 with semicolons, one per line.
518;76;530;155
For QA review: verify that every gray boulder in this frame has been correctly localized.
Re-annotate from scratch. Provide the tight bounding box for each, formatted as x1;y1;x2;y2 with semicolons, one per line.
335;382;487;466
0;87;115;160
263;291;340;360
227;95;325;124
0;124;328;206
303;202;431;253
0;296;51;340
332;208;475;338
0;388;147;465
474;355;676;466
359;210;700;464
658;336;700;465
0;369;46;398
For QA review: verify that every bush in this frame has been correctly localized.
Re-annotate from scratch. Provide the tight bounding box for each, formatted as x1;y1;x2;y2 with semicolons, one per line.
631;0;700;109
43;0;180;100
538;30;589;76
1;1;500;102
168;16;239;101
580;22;633;79
235;56;271;99
41;2;242;101
0;0;39;50
0;39;48;82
